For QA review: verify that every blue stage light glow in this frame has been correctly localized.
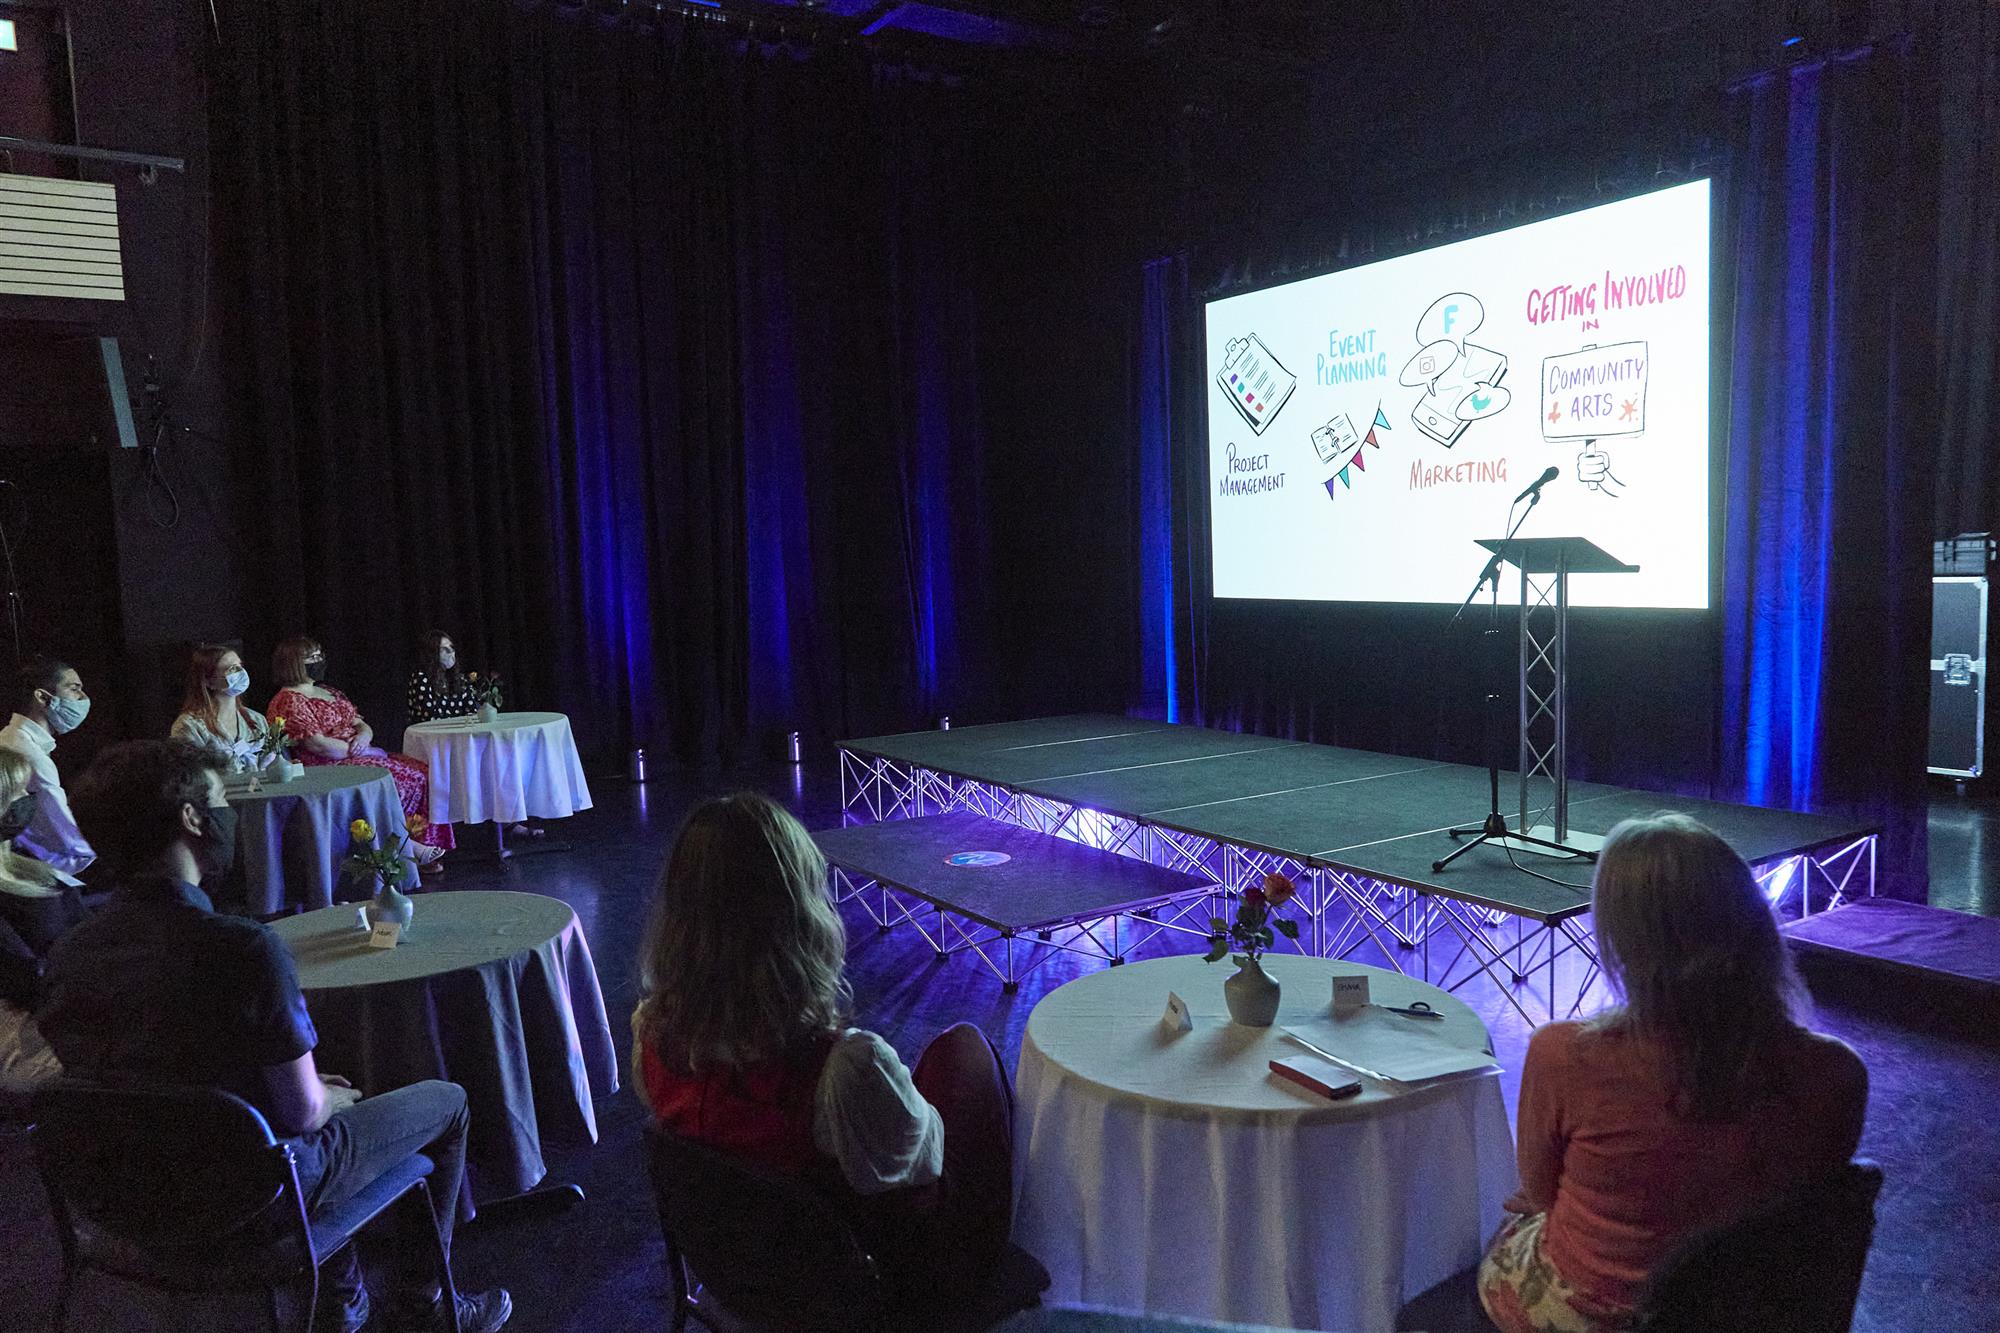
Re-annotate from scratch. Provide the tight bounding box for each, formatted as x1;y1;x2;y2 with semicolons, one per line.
1140;257;1183;722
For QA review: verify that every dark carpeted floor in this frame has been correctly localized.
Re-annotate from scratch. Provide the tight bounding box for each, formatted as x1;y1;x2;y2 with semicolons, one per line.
1;760;1996;1331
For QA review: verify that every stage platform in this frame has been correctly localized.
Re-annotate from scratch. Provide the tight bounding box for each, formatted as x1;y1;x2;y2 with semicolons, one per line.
839;716;1878;1019
813;812;1216;988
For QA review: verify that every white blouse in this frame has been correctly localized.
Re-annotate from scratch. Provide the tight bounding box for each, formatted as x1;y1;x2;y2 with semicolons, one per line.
811;1029;945;1196
170;706;274;772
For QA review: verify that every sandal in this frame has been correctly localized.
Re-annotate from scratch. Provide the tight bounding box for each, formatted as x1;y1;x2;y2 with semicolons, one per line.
509;822;546;840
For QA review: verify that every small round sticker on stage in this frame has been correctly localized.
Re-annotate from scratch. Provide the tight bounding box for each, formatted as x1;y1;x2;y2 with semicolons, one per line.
946;851;1011;868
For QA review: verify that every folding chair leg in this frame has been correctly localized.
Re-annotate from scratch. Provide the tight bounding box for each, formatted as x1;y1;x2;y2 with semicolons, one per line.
410;1179;462;1333
663;1233;691;1333
50;1264;76;1333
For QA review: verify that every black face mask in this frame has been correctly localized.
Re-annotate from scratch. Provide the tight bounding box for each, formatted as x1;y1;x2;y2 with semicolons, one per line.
305;660;329;684
197;805;240;882
0;792;37;841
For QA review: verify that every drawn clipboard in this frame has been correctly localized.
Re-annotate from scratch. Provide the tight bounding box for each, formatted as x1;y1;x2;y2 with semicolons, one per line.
1217;334;1297;436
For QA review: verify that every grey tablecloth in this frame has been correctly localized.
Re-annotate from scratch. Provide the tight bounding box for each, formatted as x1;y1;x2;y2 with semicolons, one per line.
229;765;417;915
269;890;620;1214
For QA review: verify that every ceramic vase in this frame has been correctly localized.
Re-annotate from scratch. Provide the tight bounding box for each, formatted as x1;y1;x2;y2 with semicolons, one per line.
1224;954;1281;1027
365;879;415;934
477;703;499;724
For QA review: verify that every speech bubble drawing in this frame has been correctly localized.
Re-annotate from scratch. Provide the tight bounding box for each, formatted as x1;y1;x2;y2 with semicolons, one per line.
1398;338;1461;390
1453;383;1512;421
1418;292;1485;351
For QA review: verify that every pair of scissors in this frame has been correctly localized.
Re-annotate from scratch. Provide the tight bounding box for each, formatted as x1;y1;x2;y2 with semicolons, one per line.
1379;1000;1444;1021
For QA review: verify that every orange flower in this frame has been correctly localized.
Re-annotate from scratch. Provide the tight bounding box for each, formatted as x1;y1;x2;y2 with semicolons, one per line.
1263;872;1296;908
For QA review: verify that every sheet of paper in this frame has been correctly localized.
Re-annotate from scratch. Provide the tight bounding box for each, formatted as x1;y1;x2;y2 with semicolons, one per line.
1283;1009;1498;1084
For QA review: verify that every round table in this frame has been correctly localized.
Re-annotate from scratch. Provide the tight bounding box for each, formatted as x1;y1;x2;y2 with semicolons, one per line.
269;890;620;1215
227;765;417;915
1013;954;1515;1333
400;711;593;830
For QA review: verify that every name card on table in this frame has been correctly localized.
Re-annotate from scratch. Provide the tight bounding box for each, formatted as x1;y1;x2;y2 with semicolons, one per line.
366;922;403;950
1332;974;1370;1013
1161;990;1194;1033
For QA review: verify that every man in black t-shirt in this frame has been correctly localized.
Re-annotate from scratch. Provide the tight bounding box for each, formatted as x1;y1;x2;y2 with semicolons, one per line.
39;740;511;1333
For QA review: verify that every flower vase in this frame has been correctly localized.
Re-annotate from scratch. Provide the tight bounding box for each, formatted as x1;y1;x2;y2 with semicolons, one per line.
477;703;499;724
365;880;415;934
1224;955;1281;1027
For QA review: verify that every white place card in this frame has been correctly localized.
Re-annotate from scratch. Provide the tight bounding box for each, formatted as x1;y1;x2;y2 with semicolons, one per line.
1161;990;1194;1033
1332;974;1371;1013
366;922;402;950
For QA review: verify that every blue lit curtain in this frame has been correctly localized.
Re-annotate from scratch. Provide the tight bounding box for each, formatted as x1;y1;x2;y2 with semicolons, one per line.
1136;255;1186;722
1719;42;1937;898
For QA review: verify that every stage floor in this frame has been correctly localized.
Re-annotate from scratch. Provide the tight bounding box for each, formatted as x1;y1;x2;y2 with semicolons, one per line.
840;714;1877;922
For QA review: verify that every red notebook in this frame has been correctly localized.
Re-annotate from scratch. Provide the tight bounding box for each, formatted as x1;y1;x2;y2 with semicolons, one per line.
1270;1054;1363;1100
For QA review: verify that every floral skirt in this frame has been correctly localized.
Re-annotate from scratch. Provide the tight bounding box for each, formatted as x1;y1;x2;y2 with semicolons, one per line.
303;747;454;850
1478;1212;1633;1333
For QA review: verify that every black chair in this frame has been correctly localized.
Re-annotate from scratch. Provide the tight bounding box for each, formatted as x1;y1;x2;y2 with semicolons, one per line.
29;1081;460;1333
1396;1161;1885;1333
1632;1160;1884;1333
645;1123;1046;1333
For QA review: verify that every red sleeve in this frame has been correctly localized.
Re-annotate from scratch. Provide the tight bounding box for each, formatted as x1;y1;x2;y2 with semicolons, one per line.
1516;1022;1575;1212
270;690;323;741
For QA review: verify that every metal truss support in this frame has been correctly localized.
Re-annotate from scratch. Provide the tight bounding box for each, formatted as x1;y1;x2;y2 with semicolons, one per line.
1518;567;1567;841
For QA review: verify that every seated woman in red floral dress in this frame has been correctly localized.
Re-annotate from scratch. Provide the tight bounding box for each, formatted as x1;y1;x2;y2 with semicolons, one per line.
267;636;453;871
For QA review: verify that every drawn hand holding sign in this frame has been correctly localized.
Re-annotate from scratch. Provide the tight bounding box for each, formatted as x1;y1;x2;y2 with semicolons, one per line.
1576;445;1623;496
1399;293;1509;447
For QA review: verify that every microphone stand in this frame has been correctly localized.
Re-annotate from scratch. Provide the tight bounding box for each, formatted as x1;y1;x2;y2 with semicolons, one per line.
1433;487;1586;872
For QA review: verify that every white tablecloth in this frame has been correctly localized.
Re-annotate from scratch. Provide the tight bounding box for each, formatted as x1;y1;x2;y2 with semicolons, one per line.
1013;954;1515;1333
400;711;594;826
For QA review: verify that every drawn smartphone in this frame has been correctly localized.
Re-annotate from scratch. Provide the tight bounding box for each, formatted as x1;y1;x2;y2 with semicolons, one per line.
1217;334;1298;436
1413;344;1508;447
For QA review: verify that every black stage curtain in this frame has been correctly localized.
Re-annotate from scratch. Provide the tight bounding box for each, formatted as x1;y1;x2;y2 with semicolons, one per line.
1933;0;2000;538
212;3;998;763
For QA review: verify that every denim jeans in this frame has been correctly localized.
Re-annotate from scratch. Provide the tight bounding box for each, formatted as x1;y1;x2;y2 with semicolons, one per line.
286;1079;470;1328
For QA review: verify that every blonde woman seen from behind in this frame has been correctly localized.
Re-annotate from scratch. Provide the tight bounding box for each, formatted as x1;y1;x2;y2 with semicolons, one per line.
1478;813;1867;1333
632;793;1021;1329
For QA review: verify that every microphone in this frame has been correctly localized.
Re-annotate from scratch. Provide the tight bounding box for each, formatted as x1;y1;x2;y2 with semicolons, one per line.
1512;465;1560;504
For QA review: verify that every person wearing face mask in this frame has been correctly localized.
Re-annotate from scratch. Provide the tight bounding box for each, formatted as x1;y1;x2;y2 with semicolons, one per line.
405;630;483;725
405;632;542;841
268;636;453;869
38;740;512;1333
0;747;80;1099
170;643;275;771
0;655;97;878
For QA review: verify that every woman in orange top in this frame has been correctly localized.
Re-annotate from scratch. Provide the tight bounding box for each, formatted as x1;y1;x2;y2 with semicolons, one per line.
1478;813;1867;1333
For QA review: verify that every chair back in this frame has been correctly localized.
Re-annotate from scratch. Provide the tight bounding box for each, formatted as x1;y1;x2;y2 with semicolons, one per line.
30;1081;316;1292
644;1123;890;1333
1635;1160;1883;1333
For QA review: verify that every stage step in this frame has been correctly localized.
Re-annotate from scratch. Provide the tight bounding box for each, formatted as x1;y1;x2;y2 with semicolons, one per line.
1785;899;2000;1039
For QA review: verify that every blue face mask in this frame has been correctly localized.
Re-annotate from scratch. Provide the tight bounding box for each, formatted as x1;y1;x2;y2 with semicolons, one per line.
222;668;250;698
42;691;90;736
